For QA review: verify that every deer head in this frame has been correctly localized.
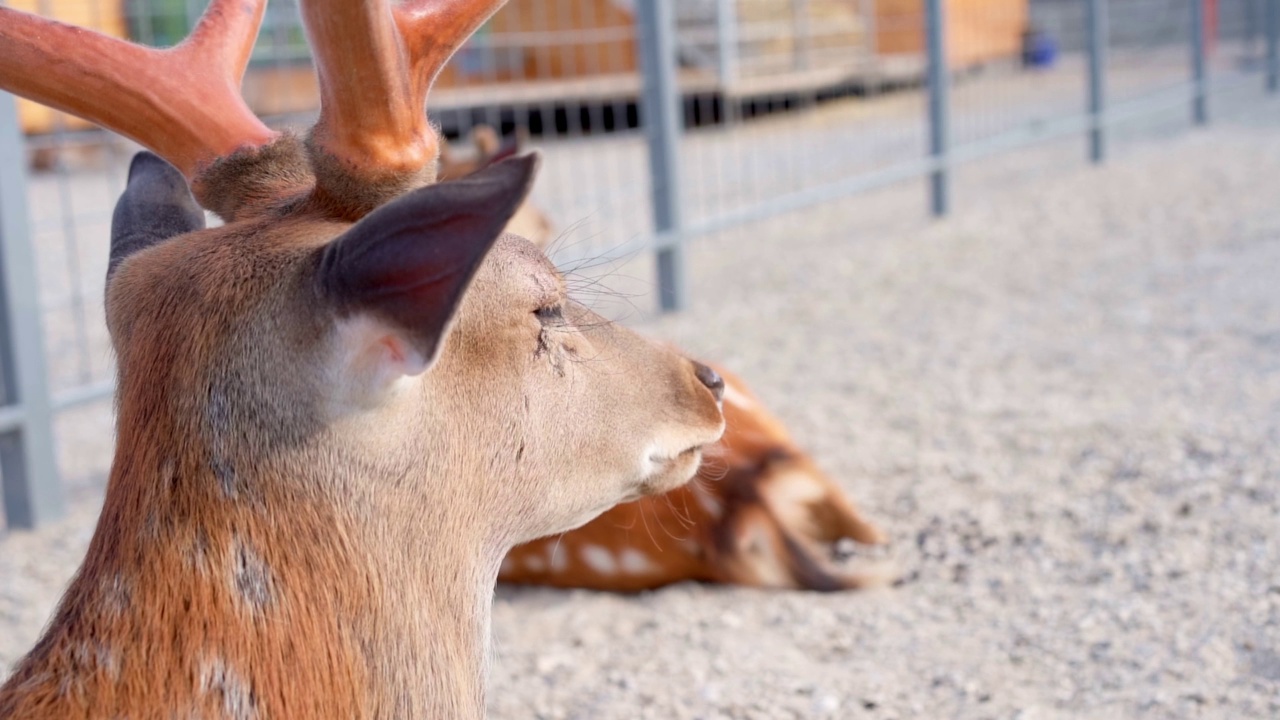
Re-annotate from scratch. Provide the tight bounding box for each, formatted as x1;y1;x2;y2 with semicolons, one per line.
0;1;724;717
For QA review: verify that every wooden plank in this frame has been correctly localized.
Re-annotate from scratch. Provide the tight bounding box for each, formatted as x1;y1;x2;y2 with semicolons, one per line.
874;0;1028;69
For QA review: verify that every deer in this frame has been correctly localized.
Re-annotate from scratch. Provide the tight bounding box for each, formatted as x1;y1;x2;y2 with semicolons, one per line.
500;363;892;592
435;129;893;592
0;0;725;717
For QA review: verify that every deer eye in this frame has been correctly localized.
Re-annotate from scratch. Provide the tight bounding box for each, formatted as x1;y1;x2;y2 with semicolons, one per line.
534;304;564;324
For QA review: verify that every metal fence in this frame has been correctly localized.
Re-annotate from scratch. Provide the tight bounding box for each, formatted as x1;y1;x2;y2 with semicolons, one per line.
0;0;1276;528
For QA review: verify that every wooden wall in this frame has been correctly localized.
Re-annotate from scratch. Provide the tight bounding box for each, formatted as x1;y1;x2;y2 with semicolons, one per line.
439;0;637;87
875;0;1029;68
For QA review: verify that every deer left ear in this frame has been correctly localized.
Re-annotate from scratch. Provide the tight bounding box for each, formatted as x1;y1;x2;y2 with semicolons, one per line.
109;152;206;280
317;153;540;375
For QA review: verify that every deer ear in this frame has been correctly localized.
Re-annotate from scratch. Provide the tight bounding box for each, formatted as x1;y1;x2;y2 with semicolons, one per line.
317;153;540;375
109;152;206;280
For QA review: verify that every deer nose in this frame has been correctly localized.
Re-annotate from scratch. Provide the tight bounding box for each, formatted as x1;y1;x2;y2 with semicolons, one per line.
692;361;725;402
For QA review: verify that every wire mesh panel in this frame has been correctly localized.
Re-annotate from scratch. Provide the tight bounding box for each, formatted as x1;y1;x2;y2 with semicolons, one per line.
1105;0;1196;106
427;0;658;299
1209;0;1268;88
674;0;929;237
430;0;665;316
948;0;1087;149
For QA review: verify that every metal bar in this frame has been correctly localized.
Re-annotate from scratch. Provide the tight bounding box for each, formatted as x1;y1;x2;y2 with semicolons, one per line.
716;0;739;89
1086;0;1109;163
1192;0;1209;124
635;0;688;312
861;0;878;68
1269;0;1279;92
0;92;62;529
53;381;115;413
793;0;811;71
925;0;950;217
657;76;1239;254
1247;0;1259;54
0;406;24;435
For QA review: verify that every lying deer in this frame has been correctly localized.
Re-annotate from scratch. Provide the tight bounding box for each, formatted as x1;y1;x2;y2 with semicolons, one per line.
500;363;891;591
0;1;723;717
436;130;893;591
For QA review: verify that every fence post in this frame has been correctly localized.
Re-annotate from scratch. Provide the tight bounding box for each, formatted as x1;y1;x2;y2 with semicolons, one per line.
1268;0;1279;92
1086;0;1109;163
793;0;812;71
925;0;950;217
716;0;739;89
1191;0;1209;124
0;93;62;529
636;0;688;312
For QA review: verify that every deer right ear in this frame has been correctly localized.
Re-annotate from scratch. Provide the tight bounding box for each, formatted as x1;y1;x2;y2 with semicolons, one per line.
108;152;206;280
318;153;540;379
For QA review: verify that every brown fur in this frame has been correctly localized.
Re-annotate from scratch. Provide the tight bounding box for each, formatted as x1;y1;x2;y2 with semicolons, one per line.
192;133;315;221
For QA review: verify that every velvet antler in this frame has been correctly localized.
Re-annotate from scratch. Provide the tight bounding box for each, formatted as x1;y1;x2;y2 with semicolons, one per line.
0;0;276;196
302;0;506;214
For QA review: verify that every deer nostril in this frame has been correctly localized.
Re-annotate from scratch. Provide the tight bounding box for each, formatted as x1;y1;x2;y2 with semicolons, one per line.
692;362;725;402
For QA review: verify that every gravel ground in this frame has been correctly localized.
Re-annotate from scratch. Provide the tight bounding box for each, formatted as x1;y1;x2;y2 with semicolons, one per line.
5;99;1280;718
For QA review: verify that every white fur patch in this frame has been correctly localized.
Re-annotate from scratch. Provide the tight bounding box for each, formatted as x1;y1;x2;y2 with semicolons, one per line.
327;315;429;416
524;554;547;573
549;545;569;573
199;657;257;720
692;482;724;519
580;545;617;576
618;548;660;575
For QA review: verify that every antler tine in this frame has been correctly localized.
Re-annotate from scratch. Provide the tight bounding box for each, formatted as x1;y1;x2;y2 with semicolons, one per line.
302;0;506;205
393;0;509;96
0;0;276;188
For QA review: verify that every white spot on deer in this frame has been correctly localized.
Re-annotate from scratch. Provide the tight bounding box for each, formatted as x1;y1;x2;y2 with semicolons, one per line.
549;545;569;573
618;548;659;575
524;554;547;573
692;482;724;519
580;545;617;576
721;381;753;411
188;527;211;575
69;640;119;681
102;574;132;619
230;539;275;615
764;471;826;505
90;642;120;681
156;458;177;512
499;556;515;575
211;457;238;499
199;657;257;720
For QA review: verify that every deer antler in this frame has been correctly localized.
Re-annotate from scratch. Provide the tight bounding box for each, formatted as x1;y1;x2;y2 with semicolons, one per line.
0;0;276;189
302;0;506;212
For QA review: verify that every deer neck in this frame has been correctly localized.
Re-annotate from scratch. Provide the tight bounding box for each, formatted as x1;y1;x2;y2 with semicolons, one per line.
3;418;500;719
343;486;502;719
